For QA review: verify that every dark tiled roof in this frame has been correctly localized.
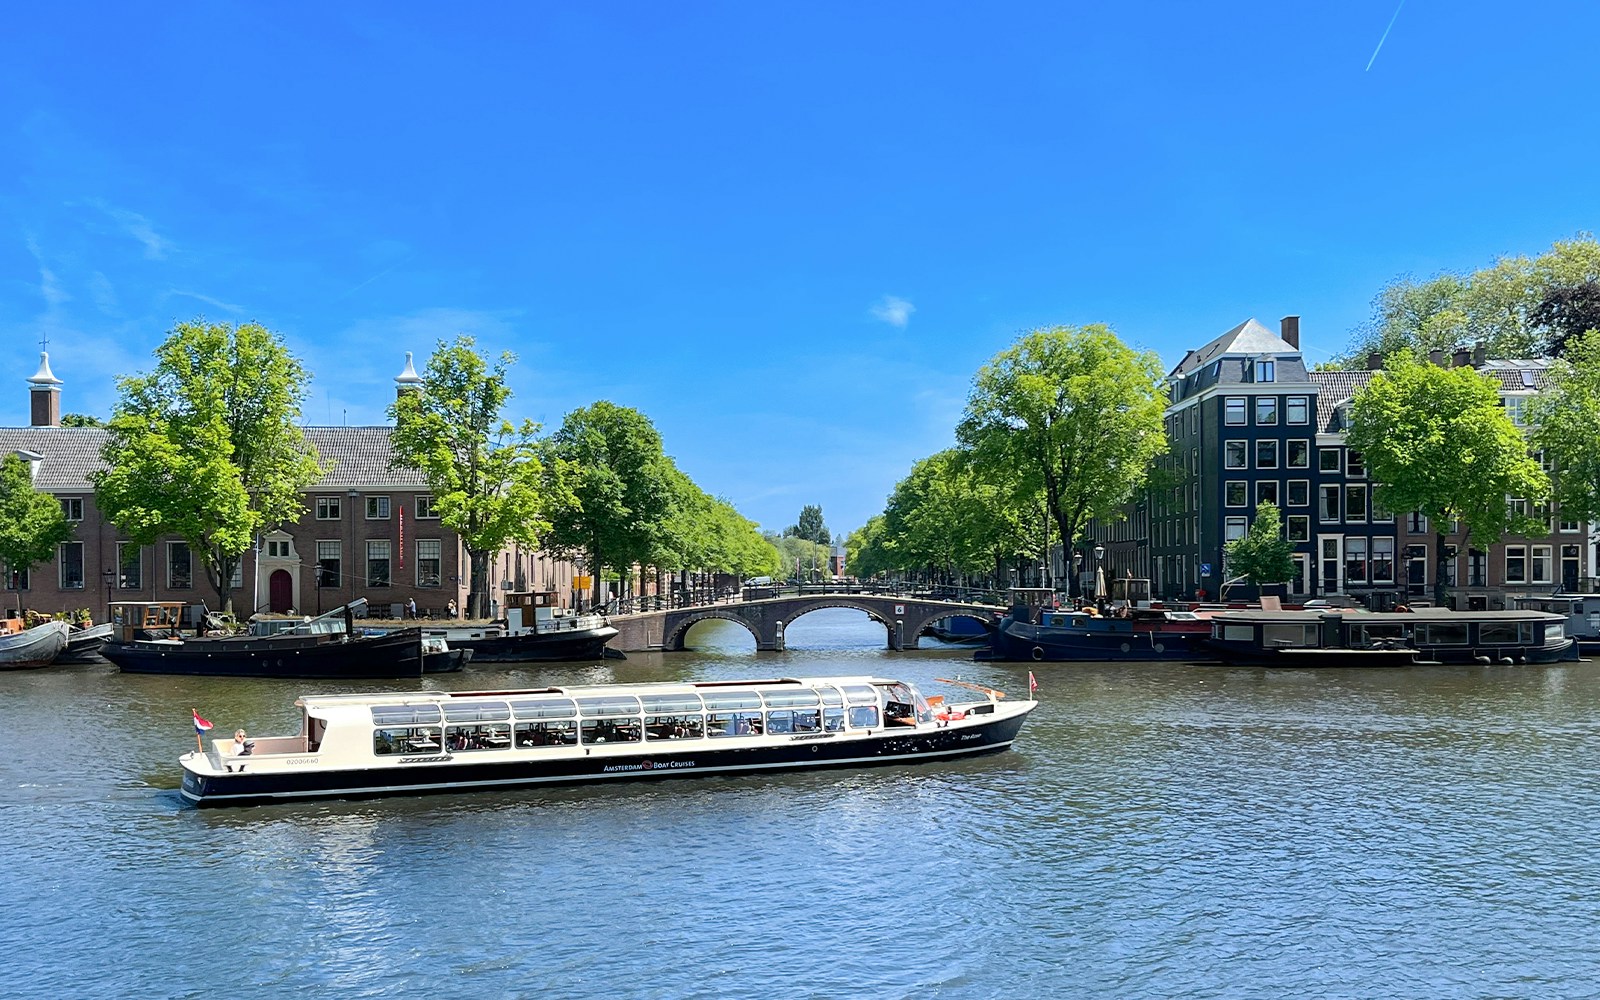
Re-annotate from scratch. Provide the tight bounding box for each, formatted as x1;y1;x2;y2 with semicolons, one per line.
0;425;427;493
1308;371;1375;433
1169;318;1298;376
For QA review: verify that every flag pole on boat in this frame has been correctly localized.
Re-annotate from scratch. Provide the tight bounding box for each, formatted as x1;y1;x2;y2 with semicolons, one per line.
192;709;213;754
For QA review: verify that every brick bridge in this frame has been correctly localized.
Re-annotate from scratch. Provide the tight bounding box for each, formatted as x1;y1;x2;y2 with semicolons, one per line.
607;592;1001;652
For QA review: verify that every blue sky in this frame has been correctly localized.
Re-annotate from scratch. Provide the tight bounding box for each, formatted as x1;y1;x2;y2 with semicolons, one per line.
4;2;1598;540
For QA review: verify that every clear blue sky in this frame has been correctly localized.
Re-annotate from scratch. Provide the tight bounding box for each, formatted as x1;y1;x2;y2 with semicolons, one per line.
4;2;1598;540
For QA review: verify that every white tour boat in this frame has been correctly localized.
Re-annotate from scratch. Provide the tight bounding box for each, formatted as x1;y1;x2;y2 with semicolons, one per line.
178;674;1036;806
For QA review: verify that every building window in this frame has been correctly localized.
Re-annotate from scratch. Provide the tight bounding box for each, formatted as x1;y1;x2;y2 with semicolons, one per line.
1560;516;1581;533
1256;481;1279;505
1287;480;1310;507
316;541;341;588
1190;408;1198;435
1346;537;1369;585
1319;486;1340;522
1320;449;1341;473
1256;397;1278;425
60;497;83;521
417;539;442;587
1532;545;1553;584
1287;440;1309;468
1346;485;1368;522
168;542;193;589
1226;481;1247;507
117;542;142;589
1372;537;1394;583
1467;548;1486;587
1407;512;1428;534
1225;397;1246;425
58;542;85;589
366;496;391;520
1257;359;1276;383
1225;441;1247;469
417;495;439;519
315;496;341;520
4;565;28;591
1286;396;1308;424
1562;544;1581;589
1255;440;1278;469
1190;448;1199;475
367;540;391;587
1225;516;1248;542
267;539;291;558
1504;395;1530;427
1287;516;1310;542
1346;450;1366;478
1504;545;1527;584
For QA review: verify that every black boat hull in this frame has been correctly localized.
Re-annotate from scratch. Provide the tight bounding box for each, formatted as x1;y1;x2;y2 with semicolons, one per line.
103;629;425;678
977;619;1210;662
450;628;618;663
180;708;1032;806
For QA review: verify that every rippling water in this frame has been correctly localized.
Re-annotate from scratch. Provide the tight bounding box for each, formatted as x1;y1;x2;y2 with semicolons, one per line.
4;609;1599;999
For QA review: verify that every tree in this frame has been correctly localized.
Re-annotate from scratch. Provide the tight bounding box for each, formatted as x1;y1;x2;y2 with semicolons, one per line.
93;320;322;614
1347;355;1548;605
1529;281;1600;356
1222;501;1294;596
390;336;547;620
0;454;73;603
785;505;830;545
1531;329;1600;524
541;402;678;603
957;324;1167;596
60;414;103;428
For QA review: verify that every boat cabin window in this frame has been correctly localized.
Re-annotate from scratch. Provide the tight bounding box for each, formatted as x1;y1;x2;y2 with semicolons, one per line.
1545;623;1566;643
824;707;845;731
760;689;820;708
1262;623;1317;648
1479;622;1537;645
876;682;928;725
646;713;704;740
510;698;577;720
840;684;878;706
374;725;442;756
640;694;704;714
371;704;443;726
447;723;511;751
707;711;763;737
1416;622;1468;645
847;705;880;728
581;718;641;744
1358;624;1407;642
765;708;821;734
443;701;511;723
577;695;642;717
515;720;577;747
1218;624;1255;642
701;691;762;711
816;686;845;707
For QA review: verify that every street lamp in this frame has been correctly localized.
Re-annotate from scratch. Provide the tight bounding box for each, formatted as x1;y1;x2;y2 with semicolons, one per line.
1094;543;1106;601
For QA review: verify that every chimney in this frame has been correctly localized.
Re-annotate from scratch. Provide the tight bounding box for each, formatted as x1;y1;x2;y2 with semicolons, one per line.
1429;349;1444;367
1366;352;1383;371
1472;341;1487;367
1280;315;1300;349
27;352;62;428
1452;347;1471;368
394;352;423;399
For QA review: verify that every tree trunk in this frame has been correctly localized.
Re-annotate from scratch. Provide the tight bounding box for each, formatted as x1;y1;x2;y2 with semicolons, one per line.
1433;528;1449;607
467;548;490;620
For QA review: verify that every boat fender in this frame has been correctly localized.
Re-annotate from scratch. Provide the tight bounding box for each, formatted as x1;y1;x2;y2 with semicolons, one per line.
1031;646;1044;661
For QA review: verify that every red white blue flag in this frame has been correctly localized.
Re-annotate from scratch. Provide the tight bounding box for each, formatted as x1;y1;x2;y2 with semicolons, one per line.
1028;671;1038;695
193;710;213;734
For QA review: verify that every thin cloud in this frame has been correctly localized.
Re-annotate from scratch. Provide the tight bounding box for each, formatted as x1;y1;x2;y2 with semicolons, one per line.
169;289;245;314
83;199;172;259
870;295;916;328
1365;0;1407;72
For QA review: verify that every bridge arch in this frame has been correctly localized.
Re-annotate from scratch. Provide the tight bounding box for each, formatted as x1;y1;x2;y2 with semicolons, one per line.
663;610;762;652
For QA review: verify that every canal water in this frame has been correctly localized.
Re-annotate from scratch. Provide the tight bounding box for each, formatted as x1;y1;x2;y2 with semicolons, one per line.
4;609;1599;999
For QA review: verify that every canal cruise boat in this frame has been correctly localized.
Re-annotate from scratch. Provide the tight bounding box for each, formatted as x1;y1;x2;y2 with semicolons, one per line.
178;674;1037;806
1201;608;1575;667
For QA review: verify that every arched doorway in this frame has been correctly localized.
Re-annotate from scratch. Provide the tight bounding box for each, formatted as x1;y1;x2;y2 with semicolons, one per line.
269;569;293;613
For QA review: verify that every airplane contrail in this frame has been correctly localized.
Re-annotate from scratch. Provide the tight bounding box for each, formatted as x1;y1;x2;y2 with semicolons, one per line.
1365;0;1407;71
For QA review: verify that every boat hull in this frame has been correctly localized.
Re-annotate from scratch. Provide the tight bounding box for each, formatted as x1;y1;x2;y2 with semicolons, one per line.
0;620;72;669
435;626;619;663
102;628;425;678
179;707;1033;806
976;618;1210;662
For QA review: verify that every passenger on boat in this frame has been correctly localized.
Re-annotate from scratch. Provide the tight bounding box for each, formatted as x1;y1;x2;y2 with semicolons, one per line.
227;729;253;772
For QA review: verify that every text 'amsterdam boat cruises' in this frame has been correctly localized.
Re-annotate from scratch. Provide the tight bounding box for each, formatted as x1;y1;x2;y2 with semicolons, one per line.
179;675;1037;806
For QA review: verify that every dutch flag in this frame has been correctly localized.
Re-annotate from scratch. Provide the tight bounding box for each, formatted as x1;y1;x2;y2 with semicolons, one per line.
192;710;214;734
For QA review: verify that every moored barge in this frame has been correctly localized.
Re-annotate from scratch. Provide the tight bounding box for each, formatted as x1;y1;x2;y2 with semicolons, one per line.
1202;608;1575;667
178;675;1036;806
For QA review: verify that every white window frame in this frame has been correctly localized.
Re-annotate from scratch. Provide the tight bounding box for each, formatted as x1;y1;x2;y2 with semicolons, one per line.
1287;480;1310;507
1225;440;1247;470
1225;397;1246;426
1504;544;1527;585
1286;396;1309;425
366;496;391;520
315;496;342;520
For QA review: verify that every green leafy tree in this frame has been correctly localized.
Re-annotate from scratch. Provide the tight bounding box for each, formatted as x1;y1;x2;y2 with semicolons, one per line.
542;402;678;602
60;414;103;428
1531;329;1600;523
390;336;547;620
1347;355;1549;605
1222;501;1295;596
957;324;1167;596
93;320;322;613
880;449;1026;586
785;505;831;545
843;516;891;580
0;454;74;604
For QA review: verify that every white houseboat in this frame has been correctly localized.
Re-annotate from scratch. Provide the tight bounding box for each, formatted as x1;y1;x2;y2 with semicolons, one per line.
178;675;1037;806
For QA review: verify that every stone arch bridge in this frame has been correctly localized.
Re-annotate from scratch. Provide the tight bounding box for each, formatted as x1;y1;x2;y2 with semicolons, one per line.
608;593;1000;653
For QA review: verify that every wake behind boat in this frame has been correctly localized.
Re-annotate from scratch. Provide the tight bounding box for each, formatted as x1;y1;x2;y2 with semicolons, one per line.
178;674;1037;806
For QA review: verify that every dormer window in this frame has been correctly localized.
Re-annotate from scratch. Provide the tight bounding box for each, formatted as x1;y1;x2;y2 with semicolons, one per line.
1257;359;1275;383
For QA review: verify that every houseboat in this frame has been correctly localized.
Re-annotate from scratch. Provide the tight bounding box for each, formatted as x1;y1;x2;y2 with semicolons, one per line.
1202;608;1575;667
421;590;619;663
976;587;1214;662
178;674;1037;806
101;599;445;678
1511;594;1600;654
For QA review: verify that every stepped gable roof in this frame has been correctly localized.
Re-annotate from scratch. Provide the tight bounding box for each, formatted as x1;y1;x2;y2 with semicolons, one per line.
301;426;429;488
0;425;427;493
1169;318;1296;377
1308;370;1376;433
0;427;109;491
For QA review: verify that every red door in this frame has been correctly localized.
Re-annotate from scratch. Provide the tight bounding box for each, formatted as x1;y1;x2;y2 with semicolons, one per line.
269;569;293;613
